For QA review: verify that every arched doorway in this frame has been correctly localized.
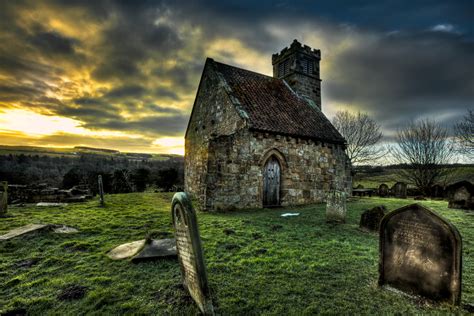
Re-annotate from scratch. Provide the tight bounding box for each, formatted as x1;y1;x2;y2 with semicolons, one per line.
263;156;281;207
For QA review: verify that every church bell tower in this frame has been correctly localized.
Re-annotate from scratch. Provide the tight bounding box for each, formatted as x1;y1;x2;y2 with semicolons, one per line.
272;39;322;109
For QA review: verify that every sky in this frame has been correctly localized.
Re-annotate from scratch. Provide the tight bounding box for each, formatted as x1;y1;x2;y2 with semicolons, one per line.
0;0;472;155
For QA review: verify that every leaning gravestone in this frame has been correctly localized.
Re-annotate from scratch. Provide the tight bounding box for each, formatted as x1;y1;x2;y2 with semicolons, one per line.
378;184;389;197
392;182;407;198
98;175;105;206
0;181;7;216
326;190;347;223
379;203;462;305
172;192;214;315
360;205;386;232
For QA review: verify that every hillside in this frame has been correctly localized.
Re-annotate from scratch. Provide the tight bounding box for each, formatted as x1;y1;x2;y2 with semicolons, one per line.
1;193;473;314
0;145;180;161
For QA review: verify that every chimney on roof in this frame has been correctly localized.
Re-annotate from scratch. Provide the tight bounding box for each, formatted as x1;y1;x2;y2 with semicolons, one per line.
272;39;322;110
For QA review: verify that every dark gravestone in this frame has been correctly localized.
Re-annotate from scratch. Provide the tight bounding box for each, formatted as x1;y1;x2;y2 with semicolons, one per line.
379;204;462;305
431;184;444;199
448;185;474;210
172;192;214;315
378;184;389;197
98;175;105;206
0;181;7;216
392;182;407;198
360;205;386;232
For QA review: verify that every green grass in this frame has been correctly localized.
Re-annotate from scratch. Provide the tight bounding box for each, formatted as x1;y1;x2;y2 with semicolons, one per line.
1;193;473;315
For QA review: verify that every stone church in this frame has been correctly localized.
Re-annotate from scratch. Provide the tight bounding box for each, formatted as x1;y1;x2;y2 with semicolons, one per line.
185;40;351;211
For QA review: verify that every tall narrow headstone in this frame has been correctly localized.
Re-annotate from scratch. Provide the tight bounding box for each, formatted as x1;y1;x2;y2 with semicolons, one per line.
98;175;104;206
0;181;7;216
172;192;214;315
379;203;462;305
326;190;346;223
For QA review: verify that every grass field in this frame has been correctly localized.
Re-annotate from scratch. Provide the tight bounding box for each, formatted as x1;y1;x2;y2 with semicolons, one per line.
1;193;473;315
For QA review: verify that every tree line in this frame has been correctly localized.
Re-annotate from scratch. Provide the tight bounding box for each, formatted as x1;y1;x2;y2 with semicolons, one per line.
0;154;184;194
333;108;473;196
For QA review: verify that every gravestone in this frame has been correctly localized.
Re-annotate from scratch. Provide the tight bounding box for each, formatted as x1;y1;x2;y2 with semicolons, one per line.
378;184;389;197
379;203;462;305
98;175;105;206
326;190;346;223
0;181;7;216
172;192;214;315
431;184;444;199
391;182;407;198
448;185;474;210
359;205;386;232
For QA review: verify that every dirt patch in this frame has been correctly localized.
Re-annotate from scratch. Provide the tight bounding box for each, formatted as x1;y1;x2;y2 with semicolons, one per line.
1;308;27;316
57;284;88;301
223;228;235;235
270;224;283;231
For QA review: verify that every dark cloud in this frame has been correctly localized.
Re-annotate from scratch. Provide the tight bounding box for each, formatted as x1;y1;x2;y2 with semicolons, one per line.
325;30;474;131
104;85;147;99
27;29;78;55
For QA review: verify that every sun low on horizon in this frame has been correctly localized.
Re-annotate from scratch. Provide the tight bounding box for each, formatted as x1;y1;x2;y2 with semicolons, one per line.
0;1;472;156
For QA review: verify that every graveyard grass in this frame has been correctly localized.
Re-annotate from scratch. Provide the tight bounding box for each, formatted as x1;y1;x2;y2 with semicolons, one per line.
1;193;473;315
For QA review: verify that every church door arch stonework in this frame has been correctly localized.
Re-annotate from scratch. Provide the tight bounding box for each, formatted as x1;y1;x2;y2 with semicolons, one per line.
263;156;281;207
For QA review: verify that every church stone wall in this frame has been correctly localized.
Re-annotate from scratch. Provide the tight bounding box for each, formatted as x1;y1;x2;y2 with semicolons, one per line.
203;129;351;211
185;64;246;208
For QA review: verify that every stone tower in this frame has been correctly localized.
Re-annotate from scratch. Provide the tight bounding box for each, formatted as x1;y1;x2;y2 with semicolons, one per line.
272;39;322;109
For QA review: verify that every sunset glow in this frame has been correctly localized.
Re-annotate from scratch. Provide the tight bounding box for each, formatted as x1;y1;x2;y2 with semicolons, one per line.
0;1;471;156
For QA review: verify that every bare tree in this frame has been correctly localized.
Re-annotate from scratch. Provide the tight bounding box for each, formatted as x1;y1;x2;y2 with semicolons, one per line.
392;119;454;195
454;109;474;158
332;110;384;165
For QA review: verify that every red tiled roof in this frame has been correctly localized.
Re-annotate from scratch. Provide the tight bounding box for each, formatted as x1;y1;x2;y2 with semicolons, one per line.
212;59;346;145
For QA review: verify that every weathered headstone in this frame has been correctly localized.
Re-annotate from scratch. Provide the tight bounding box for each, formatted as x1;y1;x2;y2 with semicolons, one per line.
378;184;389;197
359;205;386;232
448;185;474;210
431;184;444;199
391;182;407;198
172;192;214;315
326;190;347;223
0;181;7;216
98;175;104;206
379;204;462;305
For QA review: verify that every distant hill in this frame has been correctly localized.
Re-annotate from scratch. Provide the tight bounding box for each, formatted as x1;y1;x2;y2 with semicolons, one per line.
0;145;179;161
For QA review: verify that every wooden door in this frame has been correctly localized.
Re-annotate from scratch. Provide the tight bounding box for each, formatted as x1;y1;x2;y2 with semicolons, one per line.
263;156;281;207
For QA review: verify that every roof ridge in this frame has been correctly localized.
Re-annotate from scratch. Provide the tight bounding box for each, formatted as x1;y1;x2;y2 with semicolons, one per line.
211;59;278;81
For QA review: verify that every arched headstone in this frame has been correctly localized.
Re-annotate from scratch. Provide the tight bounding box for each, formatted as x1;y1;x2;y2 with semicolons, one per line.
391;182;407;198
378;184;389;197
448;185;474;210
172;192;214;315
379;203;462;305
0;181;7;216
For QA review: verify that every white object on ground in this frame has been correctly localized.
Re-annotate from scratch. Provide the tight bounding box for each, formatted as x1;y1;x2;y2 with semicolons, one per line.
280;213;300;217
36;202;68;207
